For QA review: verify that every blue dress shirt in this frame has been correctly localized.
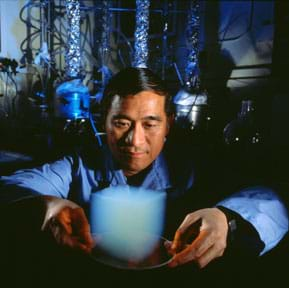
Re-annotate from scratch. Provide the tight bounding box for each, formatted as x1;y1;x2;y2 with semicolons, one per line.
0;145;288;255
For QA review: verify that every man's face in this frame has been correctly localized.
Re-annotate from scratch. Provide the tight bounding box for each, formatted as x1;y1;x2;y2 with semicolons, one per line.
105;91;170;177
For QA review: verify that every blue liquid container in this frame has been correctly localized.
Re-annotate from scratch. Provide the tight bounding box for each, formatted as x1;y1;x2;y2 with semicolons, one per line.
54;79;90;119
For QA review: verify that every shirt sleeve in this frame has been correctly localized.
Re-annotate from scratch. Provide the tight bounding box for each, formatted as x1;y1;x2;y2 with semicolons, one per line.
0;156;74;204
216;185;288;255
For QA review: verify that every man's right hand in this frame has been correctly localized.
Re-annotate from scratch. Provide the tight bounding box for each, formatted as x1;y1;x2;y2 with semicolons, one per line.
41;196;94;253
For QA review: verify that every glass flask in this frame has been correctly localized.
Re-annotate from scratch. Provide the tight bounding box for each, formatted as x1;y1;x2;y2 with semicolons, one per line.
223;100;262;147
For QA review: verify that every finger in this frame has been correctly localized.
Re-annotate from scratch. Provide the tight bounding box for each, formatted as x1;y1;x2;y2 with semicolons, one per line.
49;221;92;253
164;240;176;256
48;208;93;253
71;207;89;233
71;208;94;248
53;207;73;235
171;230;183;252
195;243;224;268
167;244;192;268
178;213;201;236
65;235;93;253
47;216;68;246
188;229;214;258
171;216;201;252
47;208;76;247
164;240;172;250
56;231;92;253
168;230;211;267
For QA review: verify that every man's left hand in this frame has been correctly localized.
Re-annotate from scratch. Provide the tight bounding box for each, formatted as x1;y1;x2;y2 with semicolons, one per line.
166;208;228;268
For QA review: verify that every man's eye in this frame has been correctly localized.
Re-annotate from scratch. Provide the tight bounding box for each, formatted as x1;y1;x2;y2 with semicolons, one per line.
143;122;158;129
113;120;130;128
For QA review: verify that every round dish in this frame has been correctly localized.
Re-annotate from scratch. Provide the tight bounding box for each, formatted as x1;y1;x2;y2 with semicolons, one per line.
90;233;172;270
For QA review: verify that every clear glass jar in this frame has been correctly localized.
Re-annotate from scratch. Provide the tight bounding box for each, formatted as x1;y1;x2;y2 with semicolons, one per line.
223;100;262;146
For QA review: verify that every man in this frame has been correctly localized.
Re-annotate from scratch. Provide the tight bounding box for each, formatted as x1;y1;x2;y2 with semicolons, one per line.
0;67;288;274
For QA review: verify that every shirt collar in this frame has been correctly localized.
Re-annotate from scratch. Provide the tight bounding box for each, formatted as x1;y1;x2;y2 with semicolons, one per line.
141;152;172;191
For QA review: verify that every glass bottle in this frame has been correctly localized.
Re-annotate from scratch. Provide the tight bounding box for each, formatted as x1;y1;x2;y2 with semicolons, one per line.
223;99;264;182
223;100;262;147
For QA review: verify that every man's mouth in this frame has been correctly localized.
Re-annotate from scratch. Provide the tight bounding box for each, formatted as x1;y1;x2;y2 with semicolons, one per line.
120;148;147;158
127;151;146;158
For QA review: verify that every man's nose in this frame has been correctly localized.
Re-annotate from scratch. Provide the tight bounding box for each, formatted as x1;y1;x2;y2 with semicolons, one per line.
125;124;145;145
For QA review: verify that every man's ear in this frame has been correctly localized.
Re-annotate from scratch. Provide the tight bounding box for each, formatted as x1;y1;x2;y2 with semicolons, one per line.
100;113;107;132
166;114;174;135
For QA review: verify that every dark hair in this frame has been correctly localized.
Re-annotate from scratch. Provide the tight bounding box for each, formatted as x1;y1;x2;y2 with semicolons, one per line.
101;67;173;119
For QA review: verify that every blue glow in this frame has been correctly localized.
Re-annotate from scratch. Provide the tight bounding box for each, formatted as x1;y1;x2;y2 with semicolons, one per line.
90;185;166;261
54;79;89;119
